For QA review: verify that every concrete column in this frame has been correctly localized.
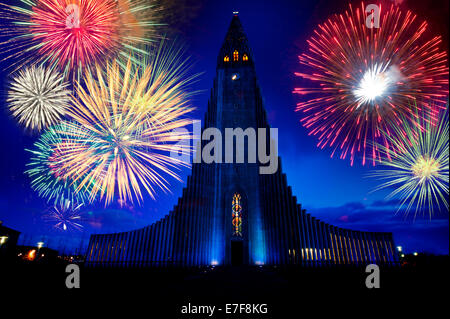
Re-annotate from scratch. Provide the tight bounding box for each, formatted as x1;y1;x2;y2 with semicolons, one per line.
149;224;157;266
334;229;341;265
345;230;354;264
88;237;95;264
99;235;107;265
298;211;305;264
161;218;168;267
167;214;174;266
145;227;151;266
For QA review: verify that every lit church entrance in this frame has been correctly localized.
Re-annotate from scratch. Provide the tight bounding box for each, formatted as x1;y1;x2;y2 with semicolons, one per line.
231;241;243;266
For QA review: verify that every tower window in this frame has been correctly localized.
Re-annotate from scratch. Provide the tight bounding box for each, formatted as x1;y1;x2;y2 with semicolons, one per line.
224;55;229;62
243;54;248;61
232;193;242;237
233;50;239;62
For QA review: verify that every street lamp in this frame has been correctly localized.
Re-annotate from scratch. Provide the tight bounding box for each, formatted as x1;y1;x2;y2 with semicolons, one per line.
0;236;8;245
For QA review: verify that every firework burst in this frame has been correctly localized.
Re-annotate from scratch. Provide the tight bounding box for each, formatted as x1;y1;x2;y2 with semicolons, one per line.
294;2;449;165
43;200;84;231
370;107;449;218
8;65;71;132
0;0;162;79
25;122;93;205
53;44;197;205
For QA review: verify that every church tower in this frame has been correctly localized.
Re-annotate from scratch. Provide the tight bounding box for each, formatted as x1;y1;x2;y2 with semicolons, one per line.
207;13;267;265
85;14;398;267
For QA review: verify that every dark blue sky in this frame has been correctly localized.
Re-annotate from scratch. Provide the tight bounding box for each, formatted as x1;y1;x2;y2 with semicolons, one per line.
0;0;448;255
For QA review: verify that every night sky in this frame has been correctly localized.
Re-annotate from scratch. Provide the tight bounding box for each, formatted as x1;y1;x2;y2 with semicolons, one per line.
0;0;448;255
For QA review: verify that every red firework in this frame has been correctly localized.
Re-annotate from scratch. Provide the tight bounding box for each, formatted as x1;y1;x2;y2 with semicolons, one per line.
293;2;449;165
0;0;160;79
30;0;119;73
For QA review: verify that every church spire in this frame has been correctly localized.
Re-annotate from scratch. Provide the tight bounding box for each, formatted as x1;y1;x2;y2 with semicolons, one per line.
218;13;253;68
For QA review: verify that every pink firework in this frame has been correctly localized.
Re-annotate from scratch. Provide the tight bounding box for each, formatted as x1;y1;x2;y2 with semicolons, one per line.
0;0;160;79
0;0;119;76
30;0;119;73
294;2;448;165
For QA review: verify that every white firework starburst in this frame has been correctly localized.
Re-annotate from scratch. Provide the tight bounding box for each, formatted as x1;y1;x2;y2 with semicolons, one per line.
8;65;71;131
43;200;84;232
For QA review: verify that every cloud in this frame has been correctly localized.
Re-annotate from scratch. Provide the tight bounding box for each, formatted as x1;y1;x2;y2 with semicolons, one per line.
369;198;402;208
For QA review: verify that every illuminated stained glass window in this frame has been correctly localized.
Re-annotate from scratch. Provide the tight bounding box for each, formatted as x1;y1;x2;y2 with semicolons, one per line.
232;193;242;237
224;55;229;62
243;54;248;61
233;50;239;62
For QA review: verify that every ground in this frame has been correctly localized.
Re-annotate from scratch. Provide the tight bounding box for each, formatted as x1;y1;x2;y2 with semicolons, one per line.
1;258;448;316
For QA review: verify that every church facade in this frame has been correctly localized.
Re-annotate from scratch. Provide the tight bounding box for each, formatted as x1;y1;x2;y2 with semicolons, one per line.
86;15;398;267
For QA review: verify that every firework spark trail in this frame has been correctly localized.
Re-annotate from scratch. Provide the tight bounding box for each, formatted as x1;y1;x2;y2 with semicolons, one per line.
370;106;449;218
25;122;94;205
0;0;163;80
43;200;84;231
8;65;71;132
52;45;198;206
294;2;449;165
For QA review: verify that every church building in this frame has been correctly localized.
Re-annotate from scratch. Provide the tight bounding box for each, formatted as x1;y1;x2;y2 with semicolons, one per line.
86;14;397;267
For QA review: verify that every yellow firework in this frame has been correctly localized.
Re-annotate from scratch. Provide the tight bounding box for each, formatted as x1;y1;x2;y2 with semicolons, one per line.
54;45;198;205
371;107;449;218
